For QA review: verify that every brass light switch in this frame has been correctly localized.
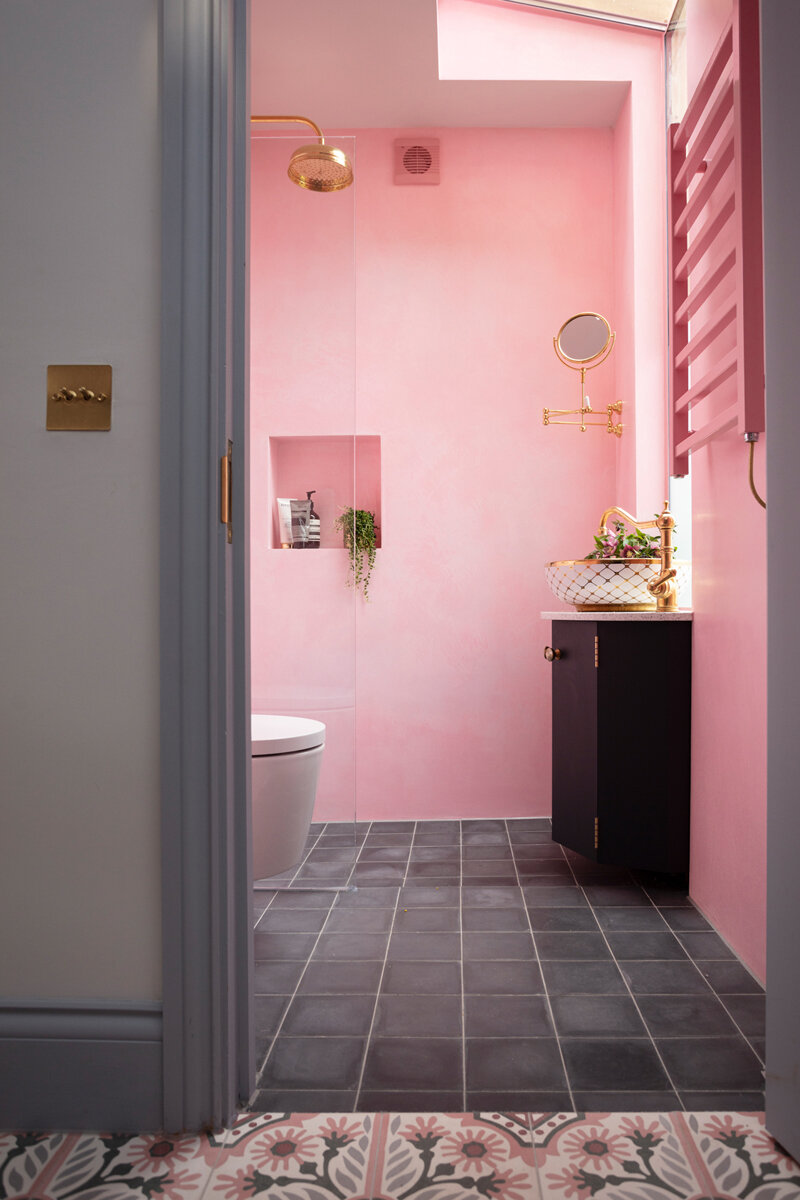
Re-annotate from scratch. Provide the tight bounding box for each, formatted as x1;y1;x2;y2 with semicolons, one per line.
47;364;112;431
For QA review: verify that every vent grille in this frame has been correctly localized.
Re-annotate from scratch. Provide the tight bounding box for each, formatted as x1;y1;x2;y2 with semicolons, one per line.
394;138;440;185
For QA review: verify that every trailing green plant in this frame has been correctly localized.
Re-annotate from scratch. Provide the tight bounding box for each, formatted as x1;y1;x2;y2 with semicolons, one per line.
335;507;377;599
586;518;677;560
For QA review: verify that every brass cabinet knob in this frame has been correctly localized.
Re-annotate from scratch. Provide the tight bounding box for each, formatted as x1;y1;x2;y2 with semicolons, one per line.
544;646;562;662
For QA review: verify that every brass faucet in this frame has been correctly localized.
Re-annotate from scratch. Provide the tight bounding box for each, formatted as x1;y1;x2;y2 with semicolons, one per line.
597;501;678;612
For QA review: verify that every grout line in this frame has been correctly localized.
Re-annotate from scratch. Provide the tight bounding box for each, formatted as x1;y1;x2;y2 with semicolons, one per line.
516;825;576;1112
352;881;403;1108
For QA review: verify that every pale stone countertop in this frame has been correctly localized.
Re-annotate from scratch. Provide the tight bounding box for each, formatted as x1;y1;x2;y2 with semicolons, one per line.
541;610;694;621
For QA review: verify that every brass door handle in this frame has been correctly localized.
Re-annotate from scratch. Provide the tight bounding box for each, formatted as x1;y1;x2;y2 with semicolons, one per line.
544;646;562;662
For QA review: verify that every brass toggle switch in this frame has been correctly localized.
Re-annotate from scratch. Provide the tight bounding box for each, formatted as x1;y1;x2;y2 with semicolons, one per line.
47;364;112;430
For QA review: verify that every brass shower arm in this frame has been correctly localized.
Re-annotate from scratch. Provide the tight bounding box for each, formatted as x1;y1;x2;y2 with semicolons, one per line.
250;115;325;143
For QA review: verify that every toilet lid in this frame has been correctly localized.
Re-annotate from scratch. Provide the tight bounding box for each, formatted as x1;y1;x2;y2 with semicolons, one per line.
251;713;326;755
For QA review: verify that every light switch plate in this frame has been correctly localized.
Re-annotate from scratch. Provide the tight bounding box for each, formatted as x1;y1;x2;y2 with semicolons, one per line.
47;364;112;431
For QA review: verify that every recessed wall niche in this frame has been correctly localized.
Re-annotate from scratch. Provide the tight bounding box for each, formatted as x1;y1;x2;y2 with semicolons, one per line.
268;435;382;550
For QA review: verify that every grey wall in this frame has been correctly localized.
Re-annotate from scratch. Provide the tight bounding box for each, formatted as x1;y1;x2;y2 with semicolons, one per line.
0;1;162;1001
762;0;800;1161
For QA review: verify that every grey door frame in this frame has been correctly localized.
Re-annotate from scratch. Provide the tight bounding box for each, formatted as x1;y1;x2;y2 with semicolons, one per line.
160;0;252;1132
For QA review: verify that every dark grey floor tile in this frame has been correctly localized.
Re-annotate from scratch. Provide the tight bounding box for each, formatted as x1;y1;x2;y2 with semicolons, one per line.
254;995;290;1043
388;931;461;960
679;1091;764;1110
462;931;534;960
324;907;395;933
636;993;740;1038
526;908;599;933
621;960;711;994
381;960;462;994
350;864;406;885
509;831;558;846
316;834;366;847
254;931;319;961
394;906;459;932
357;846;411;863
462;844;513;860
293;863;352;882
362;1038;462;1090
462;819;507;835
415;820;459;833
405;861;460;878
251;1089;356;1112
374;821;417;833
333;886;398;908
313;932;389;960
512;845;567;860
535;931;612;960
540;960;627;995
695;960;764;994
413;831;460;846
656;1037;764;1091
521;886;588;907
583;885;652;907
462;886;524;909
254;960;306;994
606;931;687;960
462;907;530;931
593;907;669;932
399;885;460;907
260;1036;365;1090
410;846;461;863
659;907;712;931
508;818;552;831
463;959;544;995
464;994;554;1038
720;994;766;1036
676;931;736;960
358;1091;464;1111
404;875;465;888
641;886;692;906
362;833;414;848
462;861;517;878
373;993;462;1037
561;1039;671;1091
280;994;375;1037
550;995;647;1038
517;865;575;881
750;1039;765;1063
464;875;520;886
466;1038;566;1091
467;1091;571;1110
254;908;329;934
306;847;360;863
297;960;384;995
572;1091;680;1111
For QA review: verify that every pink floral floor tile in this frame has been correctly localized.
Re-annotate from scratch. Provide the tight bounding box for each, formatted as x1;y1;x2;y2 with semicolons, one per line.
680;1112;800;1199
205;1112;380;1199
533;1112;703;1200
371;1112;540;1200
0;1129;224;1198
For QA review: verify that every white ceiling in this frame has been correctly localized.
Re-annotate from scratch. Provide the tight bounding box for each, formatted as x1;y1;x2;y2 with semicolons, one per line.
250;0;629;129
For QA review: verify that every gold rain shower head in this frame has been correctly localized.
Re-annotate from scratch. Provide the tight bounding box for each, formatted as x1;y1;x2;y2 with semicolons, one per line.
250;115;354;192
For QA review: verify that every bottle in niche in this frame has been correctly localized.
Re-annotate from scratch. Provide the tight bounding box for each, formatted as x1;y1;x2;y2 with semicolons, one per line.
307;490;321;548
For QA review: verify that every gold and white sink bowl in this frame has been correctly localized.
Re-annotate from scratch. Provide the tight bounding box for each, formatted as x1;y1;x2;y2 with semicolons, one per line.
545;558;691;611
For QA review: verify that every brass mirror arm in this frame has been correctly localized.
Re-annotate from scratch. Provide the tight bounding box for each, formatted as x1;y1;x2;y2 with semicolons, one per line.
250;114;325;144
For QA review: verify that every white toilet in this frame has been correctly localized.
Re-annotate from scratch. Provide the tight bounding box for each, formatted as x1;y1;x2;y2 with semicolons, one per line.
251;713;326;880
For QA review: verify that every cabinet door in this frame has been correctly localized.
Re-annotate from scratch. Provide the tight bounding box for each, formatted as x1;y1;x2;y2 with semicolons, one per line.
550;621;598;860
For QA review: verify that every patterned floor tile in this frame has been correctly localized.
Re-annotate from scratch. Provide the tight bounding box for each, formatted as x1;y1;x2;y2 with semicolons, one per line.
0;1129;223;1198
206;1111;380;1198
373;1112;539;1200
533;1112;703;1199
680;1112;800;1198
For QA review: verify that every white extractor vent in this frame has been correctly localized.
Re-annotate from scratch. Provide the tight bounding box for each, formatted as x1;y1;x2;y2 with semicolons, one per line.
394;138;441;185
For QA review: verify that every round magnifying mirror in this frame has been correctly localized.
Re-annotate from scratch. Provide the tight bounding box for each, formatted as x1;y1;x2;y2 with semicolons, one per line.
556;313;612;364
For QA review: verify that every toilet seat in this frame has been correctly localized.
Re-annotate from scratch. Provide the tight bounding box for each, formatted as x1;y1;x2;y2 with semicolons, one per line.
251;713;326;756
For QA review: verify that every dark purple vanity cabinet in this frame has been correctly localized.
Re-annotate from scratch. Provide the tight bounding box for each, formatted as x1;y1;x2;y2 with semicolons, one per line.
548;618;692;874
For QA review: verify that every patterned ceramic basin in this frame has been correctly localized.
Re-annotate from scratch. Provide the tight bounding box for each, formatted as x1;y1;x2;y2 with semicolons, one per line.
545;558;691;611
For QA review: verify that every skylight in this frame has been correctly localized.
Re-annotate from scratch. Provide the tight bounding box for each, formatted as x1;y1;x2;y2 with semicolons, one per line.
502;0;681;31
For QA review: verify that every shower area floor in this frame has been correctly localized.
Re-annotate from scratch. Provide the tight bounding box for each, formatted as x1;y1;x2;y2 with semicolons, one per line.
251;818;764;1113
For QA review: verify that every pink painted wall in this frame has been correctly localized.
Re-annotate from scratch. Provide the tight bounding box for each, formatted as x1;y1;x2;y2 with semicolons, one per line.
251;127;618;820
682;0;767;981
437;0;667;518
